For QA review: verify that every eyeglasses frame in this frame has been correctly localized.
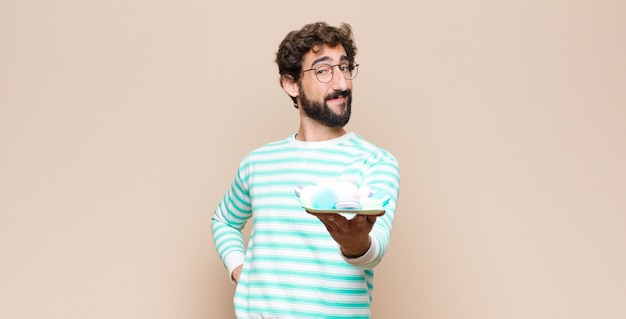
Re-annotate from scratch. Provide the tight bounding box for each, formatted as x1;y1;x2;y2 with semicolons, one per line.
301;62;359;83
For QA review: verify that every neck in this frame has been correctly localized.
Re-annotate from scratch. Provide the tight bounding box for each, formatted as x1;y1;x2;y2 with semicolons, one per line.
295;122;346;142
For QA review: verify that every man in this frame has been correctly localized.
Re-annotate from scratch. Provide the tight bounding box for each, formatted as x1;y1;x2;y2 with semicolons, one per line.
211;22;400;318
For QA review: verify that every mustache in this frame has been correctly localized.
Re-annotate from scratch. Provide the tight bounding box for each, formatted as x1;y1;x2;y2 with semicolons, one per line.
325;90;351;101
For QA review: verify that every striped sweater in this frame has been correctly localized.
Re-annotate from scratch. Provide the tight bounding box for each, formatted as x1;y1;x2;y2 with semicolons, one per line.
211;132;400;319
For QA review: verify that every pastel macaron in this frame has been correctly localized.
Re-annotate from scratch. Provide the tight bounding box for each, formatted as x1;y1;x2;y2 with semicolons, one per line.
334;180;358;197
359;197;384;210
298;185;318;208
335;197;360;209
312;186;337;209
356;185;372;200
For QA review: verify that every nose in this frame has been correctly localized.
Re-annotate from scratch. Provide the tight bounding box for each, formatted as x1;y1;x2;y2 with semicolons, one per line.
330;65;351;90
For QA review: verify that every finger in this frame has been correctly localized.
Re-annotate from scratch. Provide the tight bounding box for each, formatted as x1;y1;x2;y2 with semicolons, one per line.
354;215;376;225
326;214;347;225
366;215;377;224
355;215;367;223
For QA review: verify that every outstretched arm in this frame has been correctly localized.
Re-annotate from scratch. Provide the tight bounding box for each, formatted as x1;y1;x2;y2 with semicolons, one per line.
310;150;400;268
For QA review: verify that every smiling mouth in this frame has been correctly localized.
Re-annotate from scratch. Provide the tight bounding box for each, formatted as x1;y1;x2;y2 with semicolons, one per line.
328;96;346;102
326;97;347;109
326;90;350;102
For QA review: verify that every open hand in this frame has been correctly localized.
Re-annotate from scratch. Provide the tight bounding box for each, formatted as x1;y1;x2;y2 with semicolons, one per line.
306;212;380;258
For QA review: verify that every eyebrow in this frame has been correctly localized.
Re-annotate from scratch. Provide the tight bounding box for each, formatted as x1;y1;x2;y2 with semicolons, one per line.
310;55;349;68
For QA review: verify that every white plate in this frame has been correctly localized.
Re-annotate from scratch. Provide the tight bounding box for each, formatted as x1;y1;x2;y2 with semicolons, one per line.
303;207;385;216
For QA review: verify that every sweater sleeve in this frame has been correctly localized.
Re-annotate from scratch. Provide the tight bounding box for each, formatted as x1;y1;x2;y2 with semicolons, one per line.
344;150;400;269
211;163;253;281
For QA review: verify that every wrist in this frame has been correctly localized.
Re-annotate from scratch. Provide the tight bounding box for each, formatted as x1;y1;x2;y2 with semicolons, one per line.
340;237;371;258
340;236;380;268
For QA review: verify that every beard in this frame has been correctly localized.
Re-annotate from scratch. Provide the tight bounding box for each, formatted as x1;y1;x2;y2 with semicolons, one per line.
299;87;352;128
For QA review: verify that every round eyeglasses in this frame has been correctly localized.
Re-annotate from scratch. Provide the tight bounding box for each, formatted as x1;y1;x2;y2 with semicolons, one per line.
302;62;359;83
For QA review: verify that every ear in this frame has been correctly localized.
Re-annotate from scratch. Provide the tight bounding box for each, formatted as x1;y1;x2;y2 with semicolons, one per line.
281;75;299;99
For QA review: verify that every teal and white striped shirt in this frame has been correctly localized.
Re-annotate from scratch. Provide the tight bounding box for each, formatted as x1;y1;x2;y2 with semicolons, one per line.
212;132;400;319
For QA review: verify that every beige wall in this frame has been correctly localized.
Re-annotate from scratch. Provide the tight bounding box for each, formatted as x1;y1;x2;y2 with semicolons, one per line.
1;1;625;318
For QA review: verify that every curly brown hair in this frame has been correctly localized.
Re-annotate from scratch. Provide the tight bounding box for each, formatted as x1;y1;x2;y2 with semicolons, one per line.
276;22;357;87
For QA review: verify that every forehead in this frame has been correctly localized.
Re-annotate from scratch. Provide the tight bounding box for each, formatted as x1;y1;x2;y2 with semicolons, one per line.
303;44;348;67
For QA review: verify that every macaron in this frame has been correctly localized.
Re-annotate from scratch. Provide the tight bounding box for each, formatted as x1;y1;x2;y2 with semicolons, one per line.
312;186;337;209
370;190;391;206
335;197;361;209
299;185;318;208
356;185;372;200
359;197;384;211
333;180;358;198
294;184;305;197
